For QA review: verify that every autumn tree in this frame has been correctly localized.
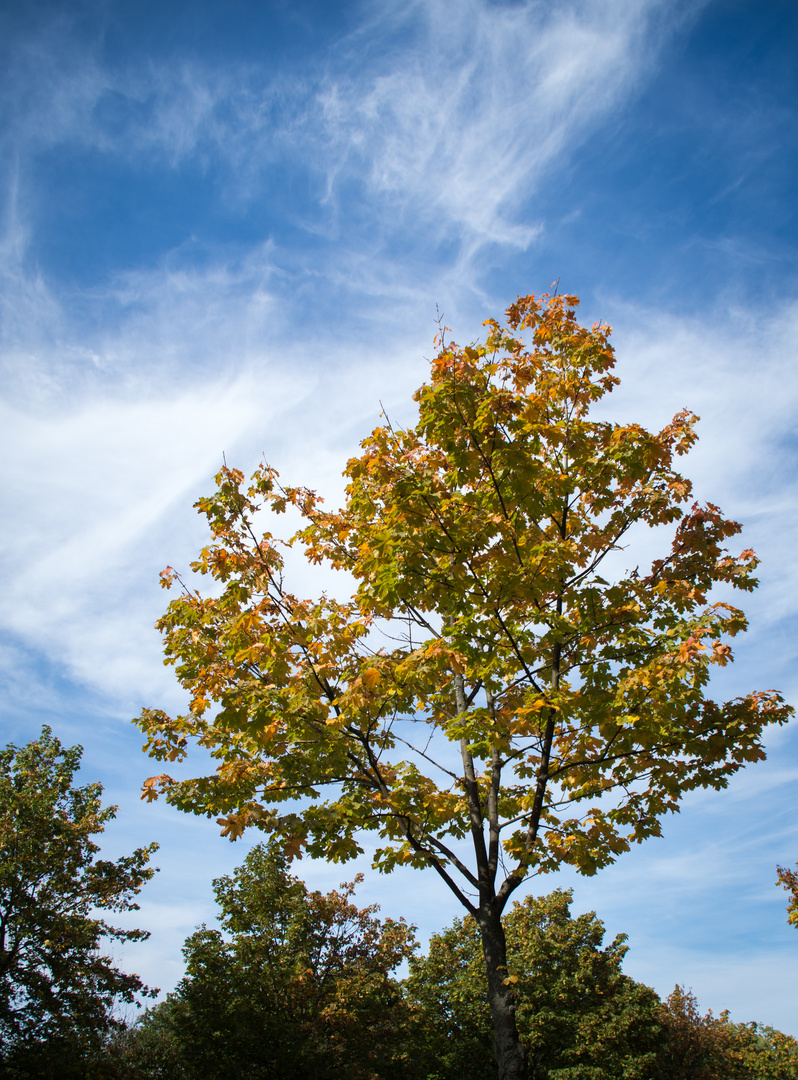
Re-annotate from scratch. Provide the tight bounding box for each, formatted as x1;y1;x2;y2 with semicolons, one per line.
735;1023;798;1079
137;292;792;1080
126;841;415;1080
404;889;665;1079
654;986;798;1080
0;727;157;1078
654;985;750;1080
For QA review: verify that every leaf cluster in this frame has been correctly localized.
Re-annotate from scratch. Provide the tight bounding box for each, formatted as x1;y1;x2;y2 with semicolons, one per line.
776;861;798;928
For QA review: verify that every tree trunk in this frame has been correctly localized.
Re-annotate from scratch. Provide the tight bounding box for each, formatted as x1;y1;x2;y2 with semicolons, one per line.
478;905;528;1080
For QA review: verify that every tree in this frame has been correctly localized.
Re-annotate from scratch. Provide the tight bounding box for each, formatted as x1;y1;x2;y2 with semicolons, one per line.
104;998;189;1080
137;291;792;1080
404;888;665;1079
654;985;749;1080
131;841;416;1080
734;1023;798;1080
776;862;798;928
0;726;158;1077
654;986;798;1080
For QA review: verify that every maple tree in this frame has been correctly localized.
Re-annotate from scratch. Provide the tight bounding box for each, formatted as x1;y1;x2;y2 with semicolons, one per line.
138;291;792;1080
0;727;157;1078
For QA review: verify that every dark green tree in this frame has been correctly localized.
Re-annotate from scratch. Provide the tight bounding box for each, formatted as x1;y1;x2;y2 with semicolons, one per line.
143;841;416;1080
0;727;158;1078
102;998;190;1080
404;888;665;1079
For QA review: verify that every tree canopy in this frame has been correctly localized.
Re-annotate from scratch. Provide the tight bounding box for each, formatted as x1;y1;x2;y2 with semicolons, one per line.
655;985;798;1080
404;888;665;1080
123;841;415;1080
138;291;792;1079
0;726;158;1077
108;867;798;1080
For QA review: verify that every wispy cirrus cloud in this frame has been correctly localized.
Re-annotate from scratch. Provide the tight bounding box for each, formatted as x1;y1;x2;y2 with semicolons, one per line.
0;0;702;412
314;0;683;250
2;0;698;273
0;0;701;397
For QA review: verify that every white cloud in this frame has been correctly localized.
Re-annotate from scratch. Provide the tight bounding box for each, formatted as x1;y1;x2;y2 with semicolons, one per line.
1;0;697;275
0;369;296;701
318;0;658;240
0;240;438;708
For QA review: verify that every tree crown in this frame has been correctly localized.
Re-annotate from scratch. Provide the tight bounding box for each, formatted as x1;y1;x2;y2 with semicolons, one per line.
138;291;791;914
0;726;158;1057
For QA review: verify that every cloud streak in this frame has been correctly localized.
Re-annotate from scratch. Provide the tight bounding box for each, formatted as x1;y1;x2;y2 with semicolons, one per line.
316;0;672;248
2;1;697;277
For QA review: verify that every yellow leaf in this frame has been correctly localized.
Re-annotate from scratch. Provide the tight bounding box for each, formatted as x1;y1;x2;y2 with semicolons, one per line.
362;667;381;690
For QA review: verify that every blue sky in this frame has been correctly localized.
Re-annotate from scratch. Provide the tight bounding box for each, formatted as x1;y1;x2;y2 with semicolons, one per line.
2;0;797;1033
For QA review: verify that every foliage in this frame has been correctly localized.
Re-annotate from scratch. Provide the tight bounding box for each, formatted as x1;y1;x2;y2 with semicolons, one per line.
654;985;798;1080
137;291;792;1079
106;888;798;1080
734;1022;798;1079
101;999;191;1080
404;888;665;1079
131;841;416;1080
654;985;749;1080
0;726;158;1078
776;862;798;928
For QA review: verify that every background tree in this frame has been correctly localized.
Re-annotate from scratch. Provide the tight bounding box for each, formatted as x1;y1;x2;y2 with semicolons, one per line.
103;998;189;1080
138;291;792;1080
654;985;749;1080
404;889;664;1080
0;727;157;1078
654;986;798;1080
734;1023;798;1080
132;841;416;1080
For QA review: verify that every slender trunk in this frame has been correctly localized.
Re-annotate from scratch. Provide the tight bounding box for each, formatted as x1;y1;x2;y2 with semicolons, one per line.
478;905;528;1080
